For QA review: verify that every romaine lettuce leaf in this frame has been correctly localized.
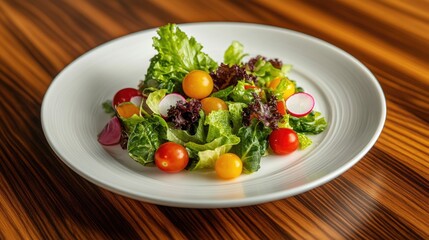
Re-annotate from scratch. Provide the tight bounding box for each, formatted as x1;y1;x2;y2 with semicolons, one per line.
232;122;271;173
144;24;218;92
127;115;168;165
224;41;248;66
205;110;232;142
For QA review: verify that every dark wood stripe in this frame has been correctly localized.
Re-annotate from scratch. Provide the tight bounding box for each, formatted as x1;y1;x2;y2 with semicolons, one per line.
382;0;429;23
310;1;429;60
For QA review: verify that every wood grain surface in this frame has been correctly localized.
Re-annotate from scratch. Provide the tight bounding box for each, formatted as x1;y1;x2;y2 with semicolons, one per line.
1;0;428;239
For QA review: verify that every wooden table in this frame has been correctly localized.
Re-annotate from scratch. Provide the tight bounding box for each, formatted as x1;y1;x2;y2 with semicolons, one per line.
1;0;428;239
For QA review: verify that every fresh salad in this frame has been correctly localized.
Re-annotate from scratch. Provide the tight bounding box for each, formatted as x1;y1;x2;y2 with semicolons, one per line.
98;24;327;179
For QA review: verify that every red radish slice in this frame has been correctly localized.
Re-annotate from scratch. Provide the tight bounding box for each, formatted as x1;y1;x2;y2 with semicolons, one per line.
158;93;186;117
285;92;315;117
98;116;122;146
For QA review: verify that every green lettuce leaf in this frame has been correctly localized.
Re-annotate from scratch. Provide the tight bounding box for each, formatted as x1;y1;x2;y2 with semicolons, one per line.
127;115;168;165
224;41;248;66
278;114;292;129
144;24;218;92
232;122;271;173
227;102;247;134
250;58;291;87
289;111;328;134
297;133;312;149
102;100;115;116
187;135;240;170
146;89;167;114
230;81;256;104
210;85;234;100
205;110;232;142
120;114;145;133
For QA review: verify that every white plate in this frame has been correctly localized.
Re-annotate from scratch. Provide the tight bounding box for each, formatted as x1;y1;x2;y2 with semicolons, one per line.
42;22;386;208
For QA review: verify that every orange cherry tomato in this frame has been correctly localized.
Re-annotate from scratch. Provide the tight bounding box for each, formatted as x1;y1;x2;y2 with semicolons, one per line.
182;70;214;99
201;97;228;115
116;103;140;118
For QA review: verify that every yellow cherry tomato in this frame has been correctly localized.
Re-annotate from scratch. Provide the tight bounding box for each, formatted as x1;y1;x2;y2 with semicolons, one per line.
268;77;295;100
215;153;242;179
201;97;228;115
116;102;140;118
182;70;214;99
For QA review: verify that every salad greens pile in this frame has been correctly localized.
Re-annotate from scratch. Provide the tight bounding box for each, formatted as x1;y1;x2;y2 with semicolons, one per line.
102;23;327;174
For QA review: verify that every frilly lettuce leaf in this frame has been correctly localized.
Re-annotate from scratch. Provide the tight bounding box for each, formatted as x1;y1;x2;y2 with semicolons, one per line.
230;81;256;104
144;24;218;92
250;57;291;87
227;102;247;134
289;111;327;134
224;41;248;66
297;133;312;150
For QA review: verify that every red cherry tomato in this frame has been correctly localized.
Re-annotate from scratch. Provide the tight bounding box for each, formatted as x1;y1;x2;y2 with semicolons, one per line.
154;142;189;173
113;88;141;107
269;128;299;155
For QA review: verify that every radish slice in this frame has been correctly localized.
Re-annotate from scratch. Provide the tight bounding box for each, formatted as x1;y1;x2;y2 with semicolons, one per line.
286;92;315;117
159;93;186;117
130;96;143;107
98;116;122;146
